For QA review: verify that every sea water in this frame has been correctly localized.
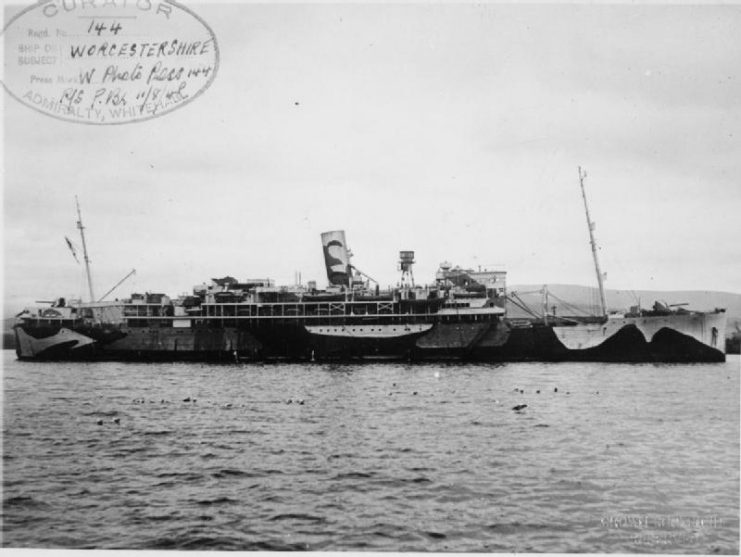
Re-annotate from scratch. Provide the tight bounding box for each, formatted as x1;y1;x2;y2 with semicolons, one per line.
2;351;739;552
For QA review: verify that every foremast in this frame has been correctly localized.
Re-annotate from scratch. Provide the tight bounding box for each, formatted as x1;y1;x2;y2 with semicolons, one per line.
578;167;607;319
75;196;95;303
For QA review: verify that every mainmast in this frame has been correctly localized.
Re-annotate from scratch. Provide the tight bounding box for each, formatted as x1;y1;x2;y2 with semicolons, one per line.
75;196;95;302
578;167;607;318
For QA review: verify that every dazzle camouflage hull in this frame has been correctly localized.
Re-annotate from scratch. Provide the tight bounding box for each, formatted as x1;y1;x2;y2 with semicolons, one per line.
15;290;726;363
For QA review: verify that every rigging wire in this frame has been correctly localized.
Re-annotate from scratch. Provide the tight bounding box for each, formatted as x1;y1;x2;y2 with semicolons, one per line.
505;293;541;319
547;291;594;317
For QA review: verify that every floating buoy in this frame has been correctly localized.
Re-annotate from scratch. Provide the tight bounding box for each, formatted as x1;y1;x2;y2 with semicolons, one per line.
113;418;120;424
512;404;527;411
183;397;191;402
96;419;103;425
554;387;558;393
536;390;540;394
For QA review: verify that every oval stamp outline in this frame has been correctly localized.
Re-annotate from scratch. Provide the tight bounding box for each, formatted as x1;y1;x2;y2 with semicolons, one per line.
1;0;220;125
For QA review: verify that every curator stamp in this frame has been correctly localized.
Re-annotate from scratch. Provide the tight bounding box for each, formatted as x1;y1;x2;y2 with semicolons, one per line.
2;0;219;124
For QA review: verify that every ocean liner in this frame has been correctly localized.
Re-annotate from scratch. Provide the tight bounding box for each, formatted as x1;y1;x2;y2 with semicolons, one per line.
13;171;727;363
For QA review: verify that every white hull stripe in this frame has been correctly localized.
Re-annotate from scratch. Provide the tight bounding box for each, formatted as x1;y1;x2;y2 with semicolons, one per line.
305;323;433;338
15;327;95;357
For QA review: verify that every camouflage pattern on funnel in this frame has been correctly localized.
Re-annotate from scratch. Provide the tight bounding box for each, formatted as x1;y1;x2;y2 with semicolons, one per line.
321;231;351;286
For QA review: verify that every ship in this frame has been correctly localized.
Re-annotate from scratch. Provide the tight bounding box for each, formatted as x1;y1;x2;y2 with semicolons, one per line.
13;171;727;363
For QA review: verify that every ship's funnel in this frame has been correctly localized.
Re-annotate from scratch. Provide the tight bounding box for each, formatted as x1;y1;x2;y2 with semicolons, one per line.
321;230;351;286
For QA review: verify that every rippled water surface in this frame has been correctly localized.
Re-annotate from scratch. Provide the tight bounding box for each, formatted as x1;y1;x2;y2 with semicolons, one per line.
2;351;739;552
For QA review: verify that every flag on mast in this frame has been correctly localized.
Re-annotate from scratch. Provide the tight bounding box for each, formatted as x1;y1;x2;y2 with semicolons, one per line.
65;236;80;263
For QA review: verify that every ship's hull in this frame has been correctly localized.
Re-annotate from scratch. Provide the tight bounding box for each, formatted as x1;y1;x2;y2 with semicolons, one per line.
14;311;726;363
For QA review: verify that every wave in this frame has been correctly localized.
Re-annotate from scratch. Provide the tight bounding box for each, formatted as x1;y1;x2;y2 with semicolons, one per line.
3;495;50;509
81;410;119;417
211;468;265;479
154;471;204;482
269;513;326;523
332;471;374;480
194;496;237;506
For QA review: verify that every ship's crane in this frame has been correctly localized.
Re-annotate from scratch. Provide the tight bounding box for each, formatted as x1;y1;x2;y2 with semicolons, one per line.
98;269;137;302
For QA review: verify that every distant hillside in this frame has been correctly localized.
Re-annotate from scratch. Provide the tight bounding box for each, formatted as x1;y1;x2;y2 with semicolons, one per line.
3;318;15;349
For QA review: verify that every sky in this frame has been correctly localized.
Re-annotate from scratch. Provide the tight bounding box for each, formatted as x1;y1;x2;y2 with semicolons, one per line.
3;2;741;316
